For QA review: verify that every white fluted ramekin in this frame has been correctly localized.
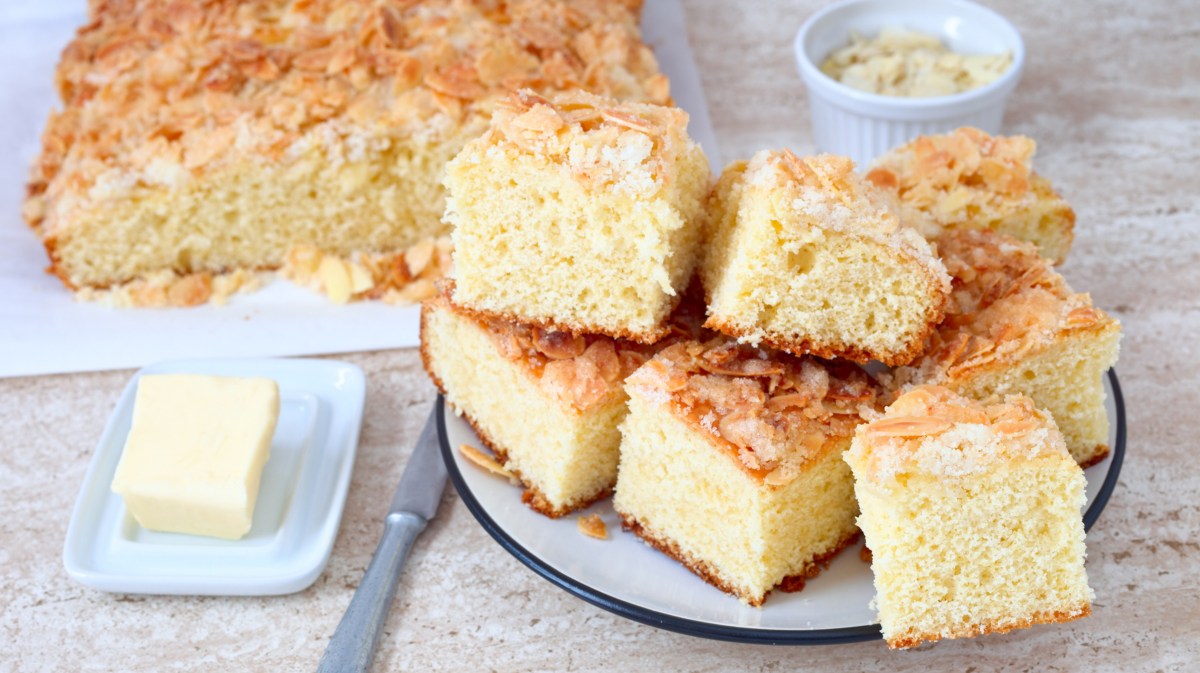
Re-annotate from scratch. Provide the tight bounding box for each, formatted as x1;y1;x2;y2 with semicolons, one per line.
795;0;1025;167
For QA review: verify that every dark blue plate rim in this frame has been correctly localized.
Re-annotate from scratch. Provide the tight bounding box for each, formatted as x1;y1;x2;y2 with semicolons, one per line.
437;369;1126;645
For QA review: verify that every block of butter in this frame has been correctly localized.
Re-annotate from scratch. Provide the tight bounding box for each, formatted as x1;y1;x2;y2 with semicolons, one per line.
111;374;280;540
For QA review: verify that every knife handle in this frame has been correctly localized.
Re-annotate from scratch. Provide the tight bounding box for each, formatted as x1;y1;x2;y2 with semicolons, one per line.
317;512;427;673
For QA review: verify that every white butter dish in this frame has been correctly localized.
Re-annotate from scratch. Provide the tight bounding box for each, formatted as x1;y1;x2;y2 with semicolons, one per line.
63;358;365;596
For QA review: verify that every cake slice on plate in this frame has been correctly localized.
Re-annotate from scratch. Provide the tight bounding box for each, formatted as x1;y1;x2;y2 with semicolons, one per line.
866;127;1076;263
421;293;646;517
614;337;879;605
445;89;710;343
891;229;1121;466
700;150;950;366
845;385;1093;649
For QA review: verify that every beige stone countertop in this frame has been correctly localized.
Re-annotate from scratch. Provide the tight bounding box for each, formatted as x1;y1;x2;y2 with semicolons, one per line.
3;1;1198;670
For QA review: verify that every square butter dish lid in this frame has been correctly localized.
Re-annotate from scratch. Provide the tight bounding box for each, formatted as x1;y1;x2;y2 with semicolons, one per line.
63;358;365;596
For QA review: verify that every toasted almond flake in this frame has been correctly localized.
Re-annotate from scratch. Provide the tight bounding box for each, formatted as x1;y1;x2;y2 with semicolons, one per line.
866;416;953;437
318;257;353;304
348;261;374;294
404;237;435;277
532;328;586;360
1066;306;1102;327
459;443;513;479
577;514;607;540
512;105;564;133
600;108;654;133
166;272;213;307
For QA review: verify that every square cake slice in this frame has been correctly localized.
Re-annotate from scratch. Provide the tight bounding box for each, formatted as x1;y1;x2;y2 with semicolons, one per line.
845;385;1093;649
421;293;650;517
701;151;950;366
26;0;669;305
892;229;1121;466
866;127;1076;263
614;338;879;605
445;89;710;343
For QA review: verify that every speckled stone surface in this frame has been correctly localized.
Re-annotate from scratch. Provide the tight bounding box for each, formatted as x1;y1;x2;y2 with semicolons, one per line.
3;1;1198;670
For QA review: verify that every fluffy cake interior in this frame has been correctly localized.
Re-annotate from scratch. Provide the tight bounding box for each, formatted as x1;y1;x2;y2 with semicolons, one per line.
866;127;1076;263
702;152;949;366
614;390;859;606
52;133;471;289
845;386;1092;649
855;465;1091;648
420;296;628;516
446;90;710;342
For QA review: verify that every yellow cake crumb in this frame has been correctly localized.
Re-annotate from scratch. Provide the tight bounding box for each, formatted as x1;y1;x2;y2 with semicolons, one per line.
577;514;608;540
701;150;950;365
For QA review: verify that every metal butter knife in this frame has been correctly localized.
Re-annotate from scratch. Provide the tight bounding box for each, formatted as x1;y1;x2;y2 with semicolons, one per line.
317;407;448;673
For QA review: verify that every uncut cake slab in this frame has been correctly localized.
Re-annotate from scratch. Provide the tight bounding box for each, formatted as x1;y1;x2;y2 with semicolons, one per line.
438;376;1122;639
0;0;717;378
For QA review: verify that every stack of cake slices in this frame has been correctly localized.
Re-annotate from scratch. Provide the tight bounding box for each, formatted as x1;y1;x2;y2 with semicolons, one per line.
421;107;1119;648
421;89;710;516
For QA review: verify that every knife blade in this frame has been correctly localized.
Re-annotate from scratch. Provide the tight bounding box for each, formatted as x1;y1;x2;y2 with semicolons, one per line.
317;406;448;673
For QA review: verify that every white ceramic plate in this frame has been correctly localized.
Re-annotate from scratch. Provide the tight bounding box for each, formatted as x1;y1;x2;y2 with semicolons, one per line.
63;358;365;596
439;371;1126;644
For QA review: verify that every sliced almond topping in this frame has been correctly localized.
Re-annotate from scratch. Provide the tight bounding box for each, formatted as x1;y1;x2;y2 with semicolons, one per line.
532;328;586;360
348;261;374;294
404;237;435;277
459;444;513;479
1066;306;1102;327
318;257;353;304
166;272;213;307
867;416;953;437
511;104;564;133
577;514;607;540
600;108;654;134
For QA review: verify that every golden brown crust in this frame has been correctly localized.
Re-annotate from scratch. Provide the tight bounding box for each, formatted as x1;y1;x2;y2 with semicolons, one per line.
419;299;615;519
849;385;1071;484
625;336;879;485
898;229;1119;386
619;513;860;606
431;289;660;411
704;299;943;367
447;279;680;345
886;602;1092;650
866;127;1075;264
484;88;691;193
1076;445;1111;469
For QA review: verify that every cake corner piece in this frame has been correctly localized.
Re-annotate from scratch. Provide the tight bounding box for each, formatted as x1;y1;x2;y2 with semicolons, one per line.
845;385;1093;649
613;337;878;605
420;292;643;518
700;149;951;366
866;127;1076;264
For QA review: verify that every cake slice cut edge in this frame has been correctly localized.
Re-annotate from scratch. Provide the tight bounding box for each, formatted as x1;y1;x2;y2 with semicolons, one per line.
420;293;639;517
845;385;1094;649
701;151;951;366
613;338;879;605
445;89;711;344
